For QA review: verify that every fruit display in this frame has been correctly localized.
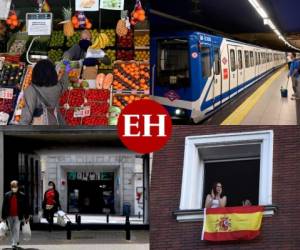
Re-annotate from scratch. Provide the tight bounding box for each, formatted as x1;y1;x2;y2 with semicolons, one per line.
134;33;149;47
113;94;149;110
6;11;21;30
90;33;110;49
116;50;134;60
101;29;116;47
72;12;92;29
66;31;81;47
112;61;149;91
48;49;63;63
135;50;149;61
117;30;134;48
59;89;110;126
62;7;75;37
0;63;26;86
9;40;27;54
49;31;65;47
116;19;128;37
96;73;113;89
130;1;146;26
99;49;116;69
12;66;34;124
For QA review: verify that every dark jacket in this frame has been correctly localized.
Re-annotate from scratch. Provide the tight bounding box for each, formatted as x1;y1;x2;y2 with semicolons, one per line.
2;191;29;220
42;189;61;212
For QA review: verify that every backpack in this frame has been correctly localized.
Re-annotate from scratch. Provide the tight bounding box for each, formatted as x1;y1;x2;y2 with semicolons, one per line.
31;85;63;125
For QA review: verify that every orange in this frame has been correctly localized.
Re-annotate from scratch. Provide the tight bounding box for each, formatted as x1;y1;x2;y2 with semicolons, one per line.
10;14;17;21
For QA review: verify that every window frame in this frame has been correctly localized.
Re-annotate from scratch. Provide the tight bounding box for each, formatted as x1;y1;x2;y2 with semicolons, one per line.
176;130;274;222
201;46;212;78
230;49;236;72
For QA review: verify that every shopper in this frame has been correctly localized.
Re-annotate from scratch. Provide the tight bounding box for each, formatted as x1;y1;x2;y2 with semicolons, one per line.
1;180;29;249
287;52;293;70
288;52;300;100
63;30;110;65
42;181;61;232
204;182;227;208
19;59;68;125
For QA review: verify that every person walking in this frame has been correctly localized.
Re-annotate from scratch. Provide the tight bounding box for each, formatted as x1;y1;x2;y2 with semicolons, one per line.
1;180;29;249
42;181;61;232
288;53;300;100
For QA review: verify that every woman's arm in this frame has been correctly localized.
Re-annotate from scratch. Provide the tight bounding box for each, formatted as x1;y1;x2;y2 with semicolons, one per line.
18;86;37;125
219;196;227;208
205;194;213;208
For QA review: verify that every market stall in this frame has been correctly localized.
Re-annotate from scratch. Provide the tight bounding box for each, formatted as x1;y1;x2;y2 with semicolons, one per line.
0;0;149;125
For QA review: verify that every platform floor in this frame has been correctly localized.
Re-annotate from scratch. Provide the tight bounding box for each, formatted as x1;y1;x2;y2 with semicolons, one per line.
221;67;299;125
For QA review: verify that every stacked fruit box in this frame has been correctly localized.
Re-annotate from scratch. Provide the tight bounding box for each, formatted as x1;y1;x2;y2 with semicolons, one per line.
112;61;150;110
0;62;26;124
134;30;150;61
11;65;33;124
59;89;110;126
116;30;134;61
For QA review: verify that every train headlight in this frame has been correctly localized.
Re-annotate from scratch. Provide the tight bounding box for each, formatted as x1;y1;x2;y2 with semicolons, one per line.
174;108;185;117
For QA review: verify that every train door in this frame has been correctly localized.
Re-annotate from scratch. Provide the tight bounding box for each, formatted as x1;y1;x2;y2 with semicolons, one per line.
212;47;222;106
228;45;238;95
236;48;244;92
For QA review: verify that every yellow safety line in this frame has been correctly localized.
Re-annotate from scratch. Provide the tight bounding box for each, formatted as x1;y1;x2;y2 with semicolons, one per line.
221;67;286;125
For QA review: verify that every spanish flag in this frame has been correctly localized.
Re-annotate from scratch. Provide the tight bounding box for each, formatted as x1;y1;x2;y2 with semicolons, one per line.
202;206;264;241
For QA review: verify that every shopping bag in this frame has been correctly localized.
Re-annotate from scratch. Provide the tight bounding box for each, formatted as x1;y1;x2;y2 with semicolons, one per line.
57;210;66;227
0;221;8;240
22;222;31;241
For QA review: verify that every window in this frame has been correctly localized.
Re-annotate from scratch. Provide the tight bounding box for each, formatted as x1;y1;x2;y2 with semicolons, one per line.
250;51;254;67
157;39;190;86
245;51;250;68
261;53;265;64
230;49;236;71
176;130;274;222
201;47;211;78
214;48;221;75
238;50;243;69
258;53;261;65
255;52;258;65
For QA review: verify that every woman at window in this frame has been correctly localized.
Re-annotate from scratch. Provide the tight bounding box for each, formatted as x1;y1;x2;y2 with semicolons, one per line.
205;182;227;208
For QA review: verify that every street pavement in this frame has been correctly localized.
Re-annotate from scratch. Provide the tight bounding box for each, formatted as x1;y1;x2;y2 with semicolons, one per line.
0;230;149;250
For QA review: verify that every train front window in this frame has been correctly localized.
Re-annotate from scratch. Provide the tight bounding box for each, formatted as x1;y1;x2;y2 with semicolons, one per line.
157;39;189;86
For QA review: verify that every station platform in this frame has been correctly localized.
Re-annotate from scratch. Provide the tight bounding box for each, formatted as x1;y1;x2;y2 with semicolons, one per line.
221;67;298;125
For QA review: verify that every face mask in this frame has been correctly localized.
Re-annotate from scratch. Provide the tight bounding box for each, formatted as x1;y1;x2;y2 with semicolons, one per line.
79;39;91;51
11;188;18;193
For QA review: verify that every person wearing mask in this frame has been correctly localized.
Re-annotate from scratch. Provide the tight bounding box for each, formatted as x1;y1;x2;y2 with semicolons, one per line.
19;59;68;125
63;29;110;66
42;181;61;232
205;182;227;208
1;180;29;249
288;52;300;100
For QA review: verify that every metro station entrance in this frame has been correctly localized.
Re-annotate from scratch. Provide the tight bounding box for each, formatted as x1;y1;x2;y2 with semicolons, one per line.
68;172;115;214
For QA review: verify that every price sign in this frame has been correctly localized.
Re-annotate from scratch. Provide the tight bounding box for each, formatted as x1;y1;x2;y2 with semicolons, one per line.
74;106;91;118
0;112;9;125
100;0;124;10
0;88;13;100
26;13;53;36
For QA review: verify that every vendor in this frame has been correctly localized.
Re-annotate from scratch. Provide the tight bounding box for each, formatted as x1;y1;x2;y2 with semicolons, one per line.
63;30;110;65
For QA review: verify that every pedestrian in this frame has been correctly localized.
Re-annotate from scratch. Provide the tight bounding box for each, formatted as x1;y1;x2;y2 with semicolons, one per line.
42;181;61;232
19;59;68;125
287;52;293;70
288;52;300;100
1;180;29;249
205;182;227;208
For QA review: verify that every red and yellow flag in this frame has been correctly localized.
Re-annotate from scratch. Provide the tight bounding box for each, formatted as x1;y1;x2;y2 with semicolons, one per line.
202;206;264;241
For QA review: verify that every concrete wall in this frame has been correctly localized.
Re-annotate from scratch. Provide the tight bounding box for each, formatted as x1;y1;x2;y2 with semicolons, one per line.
38;149;138;215
150;126;300;250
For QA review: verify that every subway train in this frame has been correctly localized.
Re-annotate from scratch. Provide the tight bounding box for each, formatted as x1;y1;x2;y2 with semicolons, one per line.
151;31;287;123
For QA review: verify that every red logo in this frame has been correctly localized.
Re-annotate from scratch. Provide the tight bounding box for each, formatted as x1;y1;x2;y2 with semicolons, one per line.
117;99;172;154
164;90;180;102
222;57;228;65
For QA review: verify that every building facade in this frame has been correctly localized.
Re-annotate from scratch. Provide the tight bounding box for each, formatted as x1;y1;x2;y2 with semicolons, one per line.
150;126;300;249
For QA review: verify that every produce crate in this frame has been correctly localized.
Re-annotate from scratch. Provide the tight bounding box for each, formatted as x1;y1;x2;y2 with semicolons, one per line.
59;89;110;126
112;60;150;92
112;93;149;110
11;65;33;124
117;29;134;49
